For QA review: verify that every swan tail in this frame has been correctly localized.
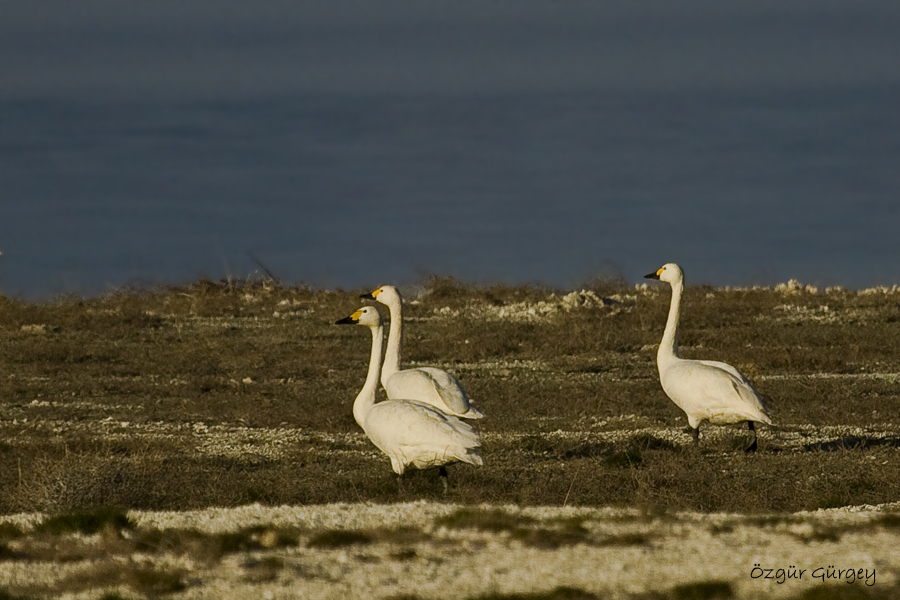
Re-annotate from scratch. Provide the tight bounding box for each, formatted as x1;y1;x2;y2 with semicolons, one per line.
461;405;485;419
746;394;774;426
753;411;774;426
457;447;484;467
448;425;482;450
727;377;774;426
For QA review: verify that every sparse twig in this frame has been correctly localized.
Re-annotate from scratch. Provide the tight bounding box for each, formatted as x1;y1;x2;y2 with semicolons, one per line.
349;479;363;504
563;465;580;507
247;252;280;284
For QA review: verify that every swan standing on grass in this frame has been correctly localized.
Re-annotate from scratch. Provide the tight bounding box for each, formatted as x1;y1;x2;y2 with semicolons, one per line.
361;285;484;419
335;306;483;491
644;263;773;452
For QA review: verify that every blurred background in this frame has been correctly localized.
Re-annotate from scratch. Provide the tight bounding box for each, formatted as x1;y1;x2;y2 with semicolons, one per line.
1;0;898;298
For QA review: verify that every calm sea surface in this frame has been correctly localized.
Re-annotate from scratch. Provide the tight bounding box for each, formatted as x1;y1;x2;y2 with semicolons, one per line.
1;1;898;298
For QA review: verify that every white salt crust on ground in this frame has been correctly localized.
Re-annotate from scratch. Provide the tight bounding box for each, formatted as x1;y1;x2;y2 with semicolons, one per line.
1;501;899;600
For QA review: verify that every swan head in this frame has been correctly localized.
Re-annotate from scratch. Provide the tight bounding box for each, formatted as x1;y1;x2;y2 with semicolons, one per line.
335;305;383;328
644;263;683;285
360;284;401;305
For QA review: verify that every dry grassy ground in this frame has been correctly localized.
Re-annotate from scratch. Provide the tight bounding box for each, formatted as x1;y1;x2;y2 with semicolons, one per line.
1;276;899;599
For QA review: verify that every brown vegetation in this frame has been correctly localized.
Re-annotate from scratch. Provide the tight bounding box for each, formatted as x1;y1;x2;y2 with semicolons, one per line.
1;277;899;515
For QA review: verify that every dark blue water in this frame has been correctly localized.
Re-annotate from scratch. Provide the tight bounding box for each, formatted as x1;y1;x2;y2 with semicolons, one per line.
1;1;899;298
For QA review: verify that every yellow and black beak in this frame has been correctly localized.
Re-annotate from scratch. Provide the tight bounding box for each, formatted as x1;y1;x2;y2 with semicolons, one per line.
360;289;379;300
335;310;362;325
644;268;662;280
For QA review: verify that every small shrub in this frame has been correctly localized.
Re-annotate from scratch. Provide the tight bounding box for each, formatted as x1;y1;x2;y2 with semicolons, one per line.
36;506;132;535
0;543;20;560
744;515;799;528
242;556;284;583
471;587;599;600
122;567;186;595
670;581;733;600
0;591;39;600
374;525;429;545
603;447;644;469
560;442;614;460
0;522;23;539
307;529;372;548
597;532;650;546
520;435;557;455
214;526;299;553
793;585;880;600
133;526;298;563
708;523;735;535
628;434;678;452
511;525;589;549
55;564;186;596
874;513;900;528
436;509;535;532
390;548;418;561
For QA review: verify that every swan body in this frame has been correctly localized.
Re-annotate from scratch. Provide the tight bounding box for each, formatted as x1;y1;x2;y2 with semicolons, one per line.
335;306;483;481
361;285;484;419
645;263;772;451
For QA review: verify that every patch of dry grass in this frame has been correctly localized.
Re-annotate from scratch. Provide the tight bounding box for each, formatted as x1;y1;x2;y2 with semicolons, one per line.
789;585;900;600
1;277;899;514
470;587;600;600
435;508;652;549
54;563;187;597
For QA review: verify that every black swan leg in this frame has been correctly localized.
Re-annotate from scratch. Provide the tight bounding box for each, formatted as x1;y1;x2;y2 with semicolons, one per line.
439;466;449;494
744;421;758;453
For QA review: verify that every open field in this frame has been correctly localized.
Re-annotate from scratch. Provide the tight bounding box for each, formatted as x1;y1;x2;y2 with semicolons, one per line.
1;276;899;598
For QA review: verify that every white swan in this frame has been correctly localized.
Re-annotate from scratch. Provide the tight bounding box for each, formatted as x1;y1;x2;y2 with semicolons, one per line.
335;306;483;490
645;263;773;452
361;285;484;419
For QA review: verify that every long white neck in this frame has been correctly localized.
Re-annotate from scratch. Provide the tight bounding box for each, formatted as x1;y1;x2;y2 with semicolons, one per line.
353;323;384;428
657;278;683;367
381;297;402;385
